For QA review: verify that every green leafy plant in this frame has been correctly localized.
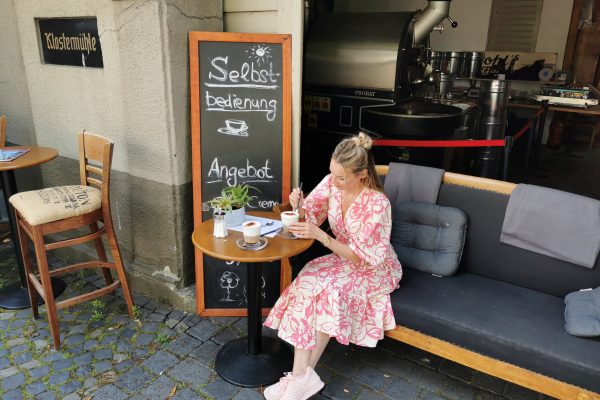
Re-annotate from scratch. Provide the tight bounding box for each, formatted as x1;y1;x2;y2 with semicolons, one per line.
90;299;104;310
89;299;105;322
156;332;171;346
91;309;105;322
207;183;259;211
132;305;141;319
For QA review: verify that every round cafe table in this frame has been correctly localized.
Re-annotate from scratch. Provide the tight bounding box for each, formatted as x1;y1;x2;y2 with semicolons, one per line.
0;146;66;309
192;211;313;387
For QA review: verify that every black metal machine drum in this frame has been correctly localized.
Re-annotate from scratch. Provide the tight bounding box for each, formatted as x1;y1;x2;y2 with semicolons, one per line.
301;12;416;190
360;102;463;138
300;2;456;190
302;12;416;136
304;12;414;95
474;79;511;178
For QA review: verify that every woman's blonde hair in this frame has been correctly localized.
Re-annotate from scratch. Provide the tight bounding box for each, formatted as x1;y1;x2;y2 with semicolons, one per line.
331;132;383;191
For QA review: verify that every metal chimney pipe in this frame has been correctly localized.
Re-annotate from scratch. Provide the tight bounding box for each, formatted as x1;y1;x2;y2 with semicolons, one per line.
413;0;452;46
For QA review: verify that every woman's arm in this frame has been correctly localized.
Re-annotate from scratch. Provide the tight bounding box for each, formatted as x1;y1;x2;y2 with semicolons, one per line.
288;222;362;265
295;175;331;226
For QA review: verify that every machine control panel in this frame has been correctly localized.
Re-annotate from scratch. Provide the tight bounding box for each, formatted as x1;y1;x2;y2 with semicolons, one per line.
304;95;331;112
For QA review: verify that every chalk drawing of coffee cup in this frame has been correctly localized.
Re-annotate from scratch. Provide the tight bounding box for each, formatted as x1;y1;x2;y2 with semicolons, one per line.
218;119;249;136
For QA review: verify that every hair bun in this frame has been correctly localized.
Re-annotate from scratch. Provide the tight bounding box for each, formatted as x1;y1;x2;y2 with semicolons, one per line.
352;132;373;150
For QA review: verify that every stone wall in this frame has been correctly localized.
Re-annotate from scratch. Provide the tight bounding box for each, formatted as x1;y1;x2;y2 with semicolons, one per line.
0;0;222;309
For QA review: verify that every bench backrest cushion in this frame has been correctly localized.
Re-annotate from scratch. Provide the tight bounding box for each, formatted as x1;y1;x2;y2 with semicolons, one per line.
436;183;600;297
391;202;467;276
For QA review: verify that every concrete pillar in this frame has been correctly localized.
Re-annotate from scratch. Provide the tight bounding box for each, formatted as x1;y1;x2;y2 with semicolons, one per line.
2;0;222;310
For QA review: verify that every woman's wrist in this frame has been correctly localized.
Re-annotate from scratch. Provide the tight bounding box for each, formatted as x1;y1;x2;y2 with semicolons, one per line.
319;232;331;247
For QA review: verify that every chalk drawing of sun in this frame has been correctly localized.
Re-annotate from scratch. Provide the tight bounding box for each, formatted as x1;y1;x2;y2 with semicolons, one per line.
247;45;272;66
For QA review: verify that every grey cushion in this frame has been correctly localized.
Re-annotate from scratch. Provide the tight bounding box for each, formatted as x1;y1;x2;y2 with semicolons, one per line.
564;288;600;337
391;202;467;276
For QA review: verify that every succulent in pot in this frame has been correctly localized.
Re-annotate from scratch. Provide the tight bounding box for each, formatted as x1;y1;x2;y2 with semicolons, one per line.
207;184;258;226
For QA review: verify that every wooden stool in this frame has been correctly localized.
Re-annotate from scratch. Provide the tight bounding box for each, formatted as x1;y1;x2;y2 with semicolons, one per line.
9;131;134;349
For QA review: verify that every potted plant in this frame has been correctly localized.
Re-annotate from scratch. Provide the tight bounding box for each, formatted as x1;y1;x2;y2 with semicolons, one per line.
207;183;258;226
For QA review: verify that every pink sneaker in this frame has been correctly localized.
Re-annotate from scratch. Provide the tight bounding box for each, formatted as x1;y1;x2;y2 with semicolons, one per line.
280;367;324;400
264;372;293;400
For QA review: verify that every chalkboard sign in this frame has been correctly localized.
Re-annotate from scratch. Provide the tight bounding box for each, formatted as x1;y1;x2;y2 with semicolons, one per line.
190;32;292;316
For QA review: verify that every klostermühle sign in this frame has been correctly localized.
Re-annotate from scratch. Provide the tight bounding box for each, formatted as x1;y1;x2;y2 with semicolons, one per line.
38;18;103;68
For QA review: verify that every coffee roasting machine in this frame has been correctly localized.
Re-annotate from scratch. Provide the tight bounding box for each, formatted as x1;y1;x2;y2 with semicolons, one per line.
300;0;507;189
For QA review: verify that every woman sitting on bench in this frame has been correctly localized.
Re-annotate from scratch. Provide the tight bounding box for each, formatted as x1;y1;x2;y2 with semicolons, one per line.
263;132;403;400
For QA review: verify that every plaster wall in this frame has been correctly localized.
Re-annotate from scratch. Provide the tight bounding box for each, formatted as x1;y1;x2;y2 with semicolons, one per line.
536;0;574;70
0;0;37;147
2;0;222;307
13;0;221;185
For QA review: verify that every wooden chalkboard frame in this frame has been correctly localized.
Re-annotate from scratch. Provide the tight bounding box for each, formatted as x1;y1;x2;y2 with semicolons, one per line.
190;32;292;317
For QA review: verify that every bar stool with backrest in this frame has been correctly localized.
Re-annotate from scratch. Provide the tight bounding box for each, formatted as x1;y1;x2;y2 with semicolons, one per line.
9;131;134;349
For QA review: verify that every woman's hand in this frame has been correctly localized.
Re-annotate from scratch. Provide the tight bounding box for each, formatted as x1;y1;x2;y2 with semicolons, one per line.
289;187;304;209
288;221;322;241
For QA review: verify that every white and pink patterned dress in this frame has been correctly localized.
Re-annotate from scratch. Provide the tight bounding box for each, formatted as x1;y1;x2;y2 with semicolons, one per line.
264;175;402;349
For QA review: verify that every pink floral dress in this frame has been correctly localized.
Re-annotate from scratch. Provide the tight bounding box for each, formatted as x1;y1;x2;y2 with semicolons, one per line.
264;175;402;349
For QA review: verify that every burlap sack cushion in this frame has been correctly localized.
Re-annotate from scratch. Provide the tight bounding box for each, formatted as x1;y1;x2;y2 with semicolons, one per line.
9;185;102;226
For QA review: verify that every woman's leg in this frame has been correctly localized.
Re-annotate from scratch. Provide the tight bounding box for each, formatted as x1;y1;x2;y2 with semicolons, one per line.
308;330;330;369
291;330;331;375
292;348;311;376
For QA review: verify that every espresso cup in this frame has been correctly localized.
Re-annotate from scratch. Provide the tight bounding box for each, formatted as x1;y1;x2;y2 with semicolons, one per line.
280;211;299;236
242;221;261;244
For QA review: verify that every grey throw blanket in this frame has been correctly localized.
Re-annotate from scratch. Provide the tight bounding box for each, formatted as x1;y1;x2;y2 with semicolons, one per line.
501;184;600;269
383;163;444;210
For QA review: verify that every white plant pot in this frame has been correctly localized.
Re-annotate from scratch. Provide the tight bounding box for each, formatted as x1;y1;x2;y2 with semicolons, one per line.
225;207;246;227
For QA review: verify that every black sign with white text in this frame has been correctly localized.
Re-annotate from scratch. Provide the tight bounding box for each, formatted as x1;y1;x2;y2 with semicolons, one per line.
38;18;103;68
190;32;292;316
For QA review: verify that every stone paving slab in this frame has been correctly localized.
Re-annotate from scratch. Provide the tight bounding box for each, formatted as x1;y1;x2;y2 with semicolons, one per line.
0;241;554;400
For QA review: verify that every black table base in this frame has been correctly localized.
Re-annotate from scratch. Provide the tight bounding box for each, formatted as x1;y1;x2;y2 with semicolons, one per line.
214;261;293;387
0;277;66;310
215;336;293;387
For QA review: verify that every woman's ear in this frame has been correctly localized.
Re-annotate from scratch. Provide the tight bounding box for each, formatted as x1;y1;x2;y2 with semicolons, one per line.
358;169;368;179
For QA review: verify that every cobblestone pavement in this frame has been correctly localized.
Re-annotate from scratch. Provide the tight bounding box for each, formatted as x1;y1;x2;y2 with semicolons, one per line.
0;239;554;400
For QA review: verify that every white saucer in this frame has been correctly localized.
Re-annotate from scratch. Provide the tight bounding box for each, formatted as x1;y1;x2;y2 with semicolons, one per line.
236;237;268;251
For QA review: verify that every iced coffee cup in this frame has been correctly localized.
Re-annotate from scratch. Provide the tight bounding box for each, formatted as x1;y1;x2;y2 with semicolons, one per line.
242;221;261;244
280;211;299;238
